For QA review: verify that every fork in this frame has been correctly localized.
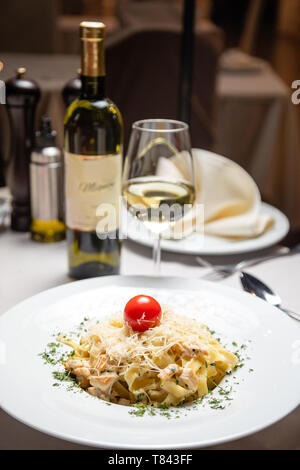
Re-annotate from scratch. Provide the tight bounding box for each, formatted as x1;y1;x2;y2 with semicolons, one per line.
197;244;300;281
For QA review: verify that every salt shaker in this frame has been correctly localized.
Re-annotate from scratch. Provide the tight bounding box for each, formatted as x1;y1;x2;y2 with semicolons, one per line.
30;116;65;242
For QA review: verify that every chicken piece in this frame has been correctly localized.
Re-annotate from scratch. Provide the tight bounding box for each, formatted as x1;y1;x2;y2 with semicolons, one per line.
64;359;91;388
118;398;130;406
87;387;98;397
90;372;118;395
158;364;182;382
72;367;91;388
178;368;199;392
87;386;113;402
158;363;199;394
73;366;90;377
65;358;89;372
172;343;208;359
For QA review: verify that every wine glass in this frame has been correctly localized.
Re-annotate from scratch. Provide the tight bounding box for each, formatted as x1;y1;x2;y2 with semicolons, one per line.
122;119;195;273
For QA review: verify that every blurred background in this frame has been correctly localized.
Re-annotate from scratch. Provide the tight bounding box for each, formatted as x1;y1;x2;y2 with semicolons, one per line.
0;0;299;240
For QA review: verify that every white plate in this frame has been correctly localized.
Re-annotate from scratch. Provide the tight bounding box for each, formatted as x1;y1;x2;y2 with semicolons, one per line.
125;203;289;256
0;276;299;449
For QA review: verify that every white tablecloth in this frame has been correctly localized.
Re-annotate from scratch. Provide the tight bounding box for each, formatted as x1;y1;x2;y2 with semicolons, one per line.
0;230;299;450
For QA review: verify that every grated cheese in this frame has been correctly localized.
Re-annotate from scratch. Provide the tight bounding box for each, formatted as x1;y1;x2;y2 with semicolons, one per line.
83;307;219;373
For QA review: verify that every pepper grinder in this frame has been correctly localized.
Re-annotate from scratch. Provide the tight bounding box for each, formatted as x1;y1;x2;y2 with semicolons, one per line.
30;116;65;242
62;69;82;108
0;60;8;187
6;67;40;231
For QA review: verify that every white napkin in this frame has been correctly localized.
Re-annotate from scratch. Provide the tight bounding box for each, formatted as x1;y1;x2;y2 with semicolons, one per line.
157;149;274;239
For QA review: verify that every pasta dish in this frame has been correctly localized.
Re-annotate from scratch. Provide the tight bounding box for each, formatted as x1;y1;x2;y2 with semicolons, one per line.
58;295;238;407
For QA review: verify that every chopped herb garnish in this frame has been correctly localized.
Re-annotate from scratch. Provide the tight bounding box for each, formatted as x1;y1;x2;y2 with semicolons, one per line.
40;319;252;419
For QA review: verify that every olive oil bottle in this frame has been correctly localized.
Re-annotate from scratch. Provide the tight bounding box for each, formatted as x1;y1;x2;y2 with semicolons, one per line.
64;22;123;279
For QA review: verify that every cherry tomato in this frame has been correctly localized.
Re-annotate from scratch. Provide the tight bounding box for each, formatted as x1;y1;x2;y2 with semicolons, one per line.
124;295;162;332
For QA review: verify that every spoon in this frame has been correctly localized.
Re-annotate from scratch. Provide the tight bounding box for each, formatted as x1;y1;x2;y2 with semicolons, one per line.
240;272;300;321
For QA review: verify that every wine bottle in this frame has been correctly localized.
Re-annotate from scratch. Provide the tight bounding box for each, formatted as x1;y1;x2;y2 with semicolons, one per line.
64;21;123;279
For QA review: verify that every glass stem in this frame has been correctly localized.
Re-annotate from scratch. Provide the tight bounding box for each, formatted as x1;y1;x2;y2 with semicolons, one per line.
153;233;161;275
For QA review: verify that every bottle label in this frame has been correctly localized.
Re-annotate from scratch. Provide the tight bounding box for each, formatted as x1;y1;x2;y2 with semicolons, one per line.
65;152;122;232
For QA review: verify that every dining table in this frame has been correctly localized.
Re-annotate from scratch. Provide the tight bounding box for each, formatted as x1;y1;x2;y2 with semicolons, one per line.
0;216;299;449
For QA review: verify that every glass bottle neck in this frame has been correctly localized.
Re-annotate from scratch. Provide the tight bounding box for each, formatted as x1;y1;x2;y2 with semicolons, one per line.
80;76;105;100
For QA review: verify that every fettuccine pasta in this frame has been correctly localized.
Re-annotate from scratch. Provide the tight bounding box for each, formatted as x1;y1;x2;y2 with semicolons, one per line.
58;307;238;407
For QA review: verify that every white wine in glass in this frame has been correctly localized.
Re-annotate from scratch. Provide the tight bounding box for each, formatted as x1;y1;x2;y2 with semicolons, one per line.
123;120;195;273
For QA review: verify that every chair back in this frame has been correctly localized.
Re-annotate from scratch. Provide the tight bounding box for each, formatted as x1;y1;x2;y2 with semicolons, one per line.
106;24;223;151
